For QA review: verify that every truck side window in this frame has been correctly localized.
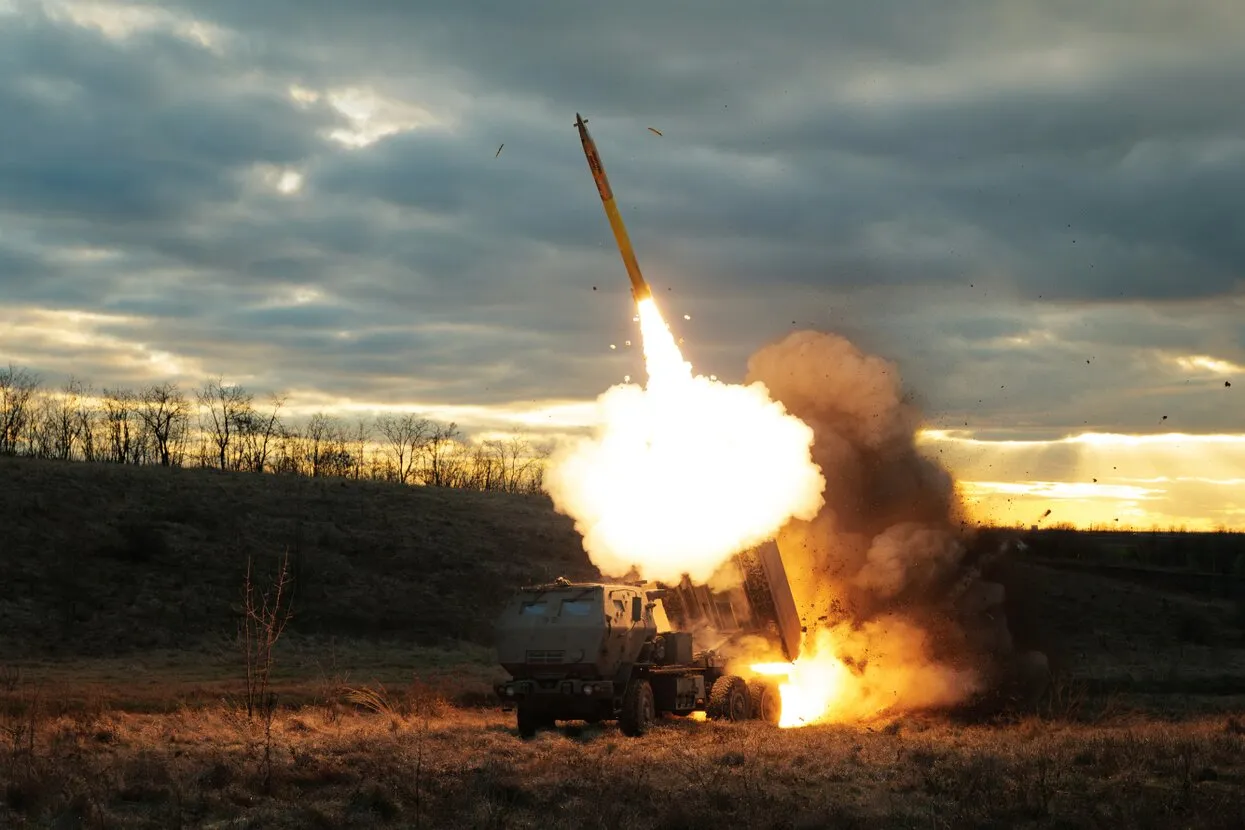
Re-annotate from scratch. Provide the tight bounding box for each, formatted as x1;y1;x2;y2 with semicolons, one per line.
559;599;594;616
520;601;548;615
631;596;642;622
613;599;626;618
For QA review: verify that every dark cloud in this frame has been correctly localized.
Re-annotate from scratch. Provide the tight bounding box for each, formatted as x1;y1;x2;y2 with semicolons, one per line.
1;0;1243;446
0;15;337;226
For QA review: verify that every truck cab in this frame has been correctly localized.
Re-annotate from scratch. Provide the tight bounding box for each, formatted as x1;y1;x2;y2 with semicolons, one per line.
494;581;659;731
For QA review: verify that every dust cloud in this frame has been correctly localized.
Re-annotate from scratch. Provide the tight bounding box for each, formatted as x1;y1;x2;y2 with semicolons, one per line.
745;330;1045;716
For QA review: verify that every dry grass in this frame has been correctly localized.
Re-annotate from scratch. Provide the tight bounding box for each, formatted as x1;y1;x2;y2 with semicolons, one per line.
0;638;504;715
2;697;1245;829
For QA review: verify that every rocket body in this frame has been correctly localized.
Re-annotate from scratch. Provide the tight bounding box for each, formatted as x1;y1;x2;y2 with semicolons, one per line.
575;113;653;303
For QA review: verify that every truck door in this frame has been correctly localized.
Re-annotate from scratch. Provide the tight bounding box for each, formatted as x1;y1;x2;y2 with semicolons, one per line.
616;589;654;661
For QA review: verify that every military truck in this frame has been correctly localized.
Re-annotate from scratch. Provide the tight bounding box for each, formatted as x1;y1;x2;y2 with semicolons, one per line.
493;541;803;737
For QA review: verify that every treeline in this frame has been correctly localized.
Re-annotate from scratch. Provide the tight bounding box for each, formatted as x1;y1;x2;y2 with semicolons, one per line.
0;364;549;493
1022;525;1245;576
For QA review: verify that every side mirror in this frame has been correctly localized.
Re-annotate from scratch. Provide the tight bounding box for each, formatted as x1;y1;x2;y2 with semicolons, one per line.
631;596;642;622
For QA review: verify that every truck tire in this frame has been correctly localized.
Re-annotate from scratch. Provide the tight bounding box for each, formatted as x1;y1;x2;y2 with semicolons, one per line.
749;680;780;725
619;679;655;737
707;675;751;721
516;703;545;739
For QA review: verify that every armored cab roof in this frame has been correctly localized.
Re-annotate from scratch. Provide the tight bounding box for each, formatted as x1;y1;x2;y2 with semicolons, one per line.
517;580;642;593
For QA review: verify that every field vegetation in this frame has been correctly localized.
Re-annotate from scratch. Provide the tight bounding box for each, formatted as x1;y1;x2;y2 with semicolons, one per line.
2;455;1245;827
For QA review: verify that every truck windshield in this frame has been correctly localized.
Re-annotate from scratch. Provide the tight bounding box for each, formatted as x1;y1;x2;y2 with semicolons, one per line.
559;599;596;617
519;601;548;615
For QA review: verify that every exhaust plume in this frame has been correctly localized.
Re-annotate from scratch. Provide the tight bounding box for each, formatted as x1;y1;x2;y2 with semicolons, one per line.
543;299;826;585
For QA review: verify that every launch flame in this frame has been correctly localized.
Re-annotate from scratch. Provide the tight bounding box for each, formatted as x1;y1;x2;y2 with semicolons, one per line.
543;298;825;585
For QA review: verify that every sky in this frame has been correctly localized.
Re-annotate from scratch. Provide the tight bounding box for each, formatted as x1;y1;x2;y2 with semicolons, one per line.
1;0;1243;529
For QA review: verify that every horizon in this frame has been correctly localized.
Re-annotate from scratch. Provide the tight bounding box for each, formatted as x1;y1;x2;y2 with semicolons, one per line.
4;361;1241;532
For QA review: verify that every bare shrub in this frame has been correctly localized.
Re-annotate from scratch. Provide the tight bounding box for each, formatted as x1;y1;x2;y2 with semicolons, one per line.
237;550;294;791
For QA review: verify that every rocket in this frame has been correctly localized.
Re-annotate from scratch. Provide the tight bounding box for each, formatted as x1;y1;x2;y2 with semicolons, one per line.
575;113;653;303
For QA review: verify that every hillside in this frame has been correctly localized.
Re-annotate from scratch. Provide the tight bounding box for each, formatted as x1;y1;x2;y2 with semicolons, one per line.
991;558;1245;697
0;456;596;661
3;455;1245;708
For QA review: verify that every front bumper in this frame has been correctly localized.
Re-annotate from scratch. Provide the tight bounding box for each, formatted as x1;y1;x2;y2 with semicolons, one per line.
494;678;615;710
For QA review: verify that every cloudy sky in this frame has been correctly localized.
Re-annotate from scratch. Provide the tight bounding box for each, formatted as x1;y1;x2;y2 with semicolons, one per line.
2;0;1243;528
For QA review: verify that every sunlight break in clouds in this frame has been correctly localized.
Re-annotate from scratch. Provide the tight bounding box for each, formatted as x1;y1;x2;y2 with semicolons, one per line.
38;0;229;51
248;164;305;196
0;306;195;379
1171;354;1244;376
322;87;447;148
922;430;1245;530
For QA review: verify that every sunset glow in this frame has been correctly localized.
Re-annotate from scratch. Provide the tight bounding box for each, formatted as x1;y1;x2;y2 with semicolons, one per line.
1;296;1239;528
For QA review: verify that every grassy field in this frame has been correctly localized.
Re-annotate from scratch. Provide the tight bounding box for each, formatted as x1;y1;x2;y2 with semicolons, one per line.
4;703;1245;828
3;456;1245;827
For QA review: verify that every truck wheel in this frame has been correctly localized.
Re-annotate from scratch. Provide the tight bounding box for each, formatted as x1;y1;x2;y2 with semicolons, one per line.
707;675;751;721
516;704;542;739
750;680;781;725
619;679;655;737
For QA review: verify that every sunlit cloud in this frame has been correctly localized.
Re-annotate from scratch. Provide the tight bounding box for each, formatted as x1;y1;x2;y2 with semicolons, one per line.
1170;353;1244;375
38;0;229;52
322;86;447;148
921;429;1245;530
0;306;199;380
276;390;597;436
962;480;1162;501
49;246;122;264
246;164;306;197
287;85;320;107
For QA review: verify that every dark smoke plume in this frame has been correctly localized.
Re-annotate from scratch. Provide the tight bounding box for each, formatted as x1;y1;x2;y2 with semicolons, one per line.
746;330;1046;717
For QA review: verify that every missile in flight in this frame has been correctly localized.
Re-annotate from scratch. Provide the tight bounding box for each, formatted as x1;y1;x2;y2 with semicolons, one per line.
574;113;653;303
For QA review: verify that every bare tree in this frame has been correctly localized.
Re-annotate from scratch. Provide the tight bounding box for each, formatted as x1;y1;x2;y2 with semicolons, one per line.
138;382;191;467
235;394;285;473
303;413;333;477
376;413;430;484
320;420;354;479
496;435;537;493
350;417;370;480
75;380;100;463
102;388;143;464
23;394;55;459
272;426;305;475
198;378;254;470
420;421;464;486
47;377;87;461
468;441;498;491
0;365;39;456
525;441;551;493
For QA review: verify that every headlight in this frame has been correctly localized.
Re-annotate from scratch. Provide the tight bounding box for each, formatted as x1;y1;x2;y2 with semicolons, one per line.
584;686;593;695
506;687;515;696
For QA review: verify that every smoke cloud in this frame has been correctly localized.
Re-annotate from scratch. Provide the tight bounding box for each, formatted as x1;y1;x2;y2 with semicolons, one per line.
746;330;1036;715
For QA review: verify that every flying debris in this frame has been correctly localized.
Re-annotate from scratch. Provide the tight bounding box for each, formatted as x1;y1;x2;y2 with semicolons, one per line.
574;113;653;303
648;126;663;136
495;143;504;158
